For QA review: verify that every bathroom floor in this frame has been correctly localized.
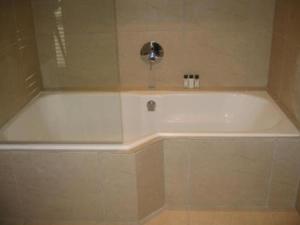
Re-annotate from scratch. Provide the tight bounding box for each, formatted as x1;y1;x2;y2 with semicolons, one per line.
144;210;300;225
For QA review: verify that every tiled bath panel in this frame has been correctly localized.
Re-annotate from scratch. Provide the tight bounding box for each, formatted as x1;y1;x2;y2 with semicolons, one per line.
1;138;300;224
164;137;300;210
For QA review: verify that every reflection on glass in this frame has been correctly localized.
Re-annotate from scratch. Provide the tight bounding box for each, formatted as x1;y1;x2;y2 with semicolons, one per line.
53;0;67;68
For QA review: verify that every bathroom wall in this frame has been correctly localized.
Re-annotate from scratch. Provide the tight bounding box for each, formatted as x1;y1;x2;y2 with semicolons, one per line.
117;0;276;89
31;0;120;90
0;0;42;127
267;0;300;214
268;0;300;128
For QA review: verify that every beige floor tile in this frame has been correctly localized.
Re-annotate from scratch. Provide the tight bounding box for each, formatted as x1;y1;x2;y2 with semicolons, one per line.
189;210;215;225
146;210;188;225
272;211;300;225
212;211;234;225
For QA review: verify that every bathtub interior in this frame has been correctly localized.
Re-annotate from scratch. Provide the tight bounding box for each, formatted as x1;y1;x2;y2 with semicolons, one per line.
0;91;299;144
0;92;124;143
121;91;299;142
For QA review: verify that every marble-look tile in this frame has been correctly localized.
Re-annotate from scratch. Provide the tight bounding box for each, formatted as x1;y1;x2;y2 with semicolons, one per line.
118;31;185;89
0;45;28;127
97;152;138;223
35;32;119;89
189;210;215;225
182;30;271;87
231;211;274;225
0;0;42;128
285;1;300;47
145;210;300;225
14;0;36;40
183;0;275;34
212;211;236;225
278;43;300;115
116;0;184;32
268;0;300;128
0;218;25;225
136;141;165;219
188;140;274;209
0;0;16;49
268;34;285;98
269;139;300;209
0;152;23;220
18;38;42;93
272;0;291;36
146;210;188;225
31;0;120;90
10;151;100;221
272;210;300;225
297;185;300;213
59;0;116;35
163;140;189;209
116;0;275;89
32;0;116;35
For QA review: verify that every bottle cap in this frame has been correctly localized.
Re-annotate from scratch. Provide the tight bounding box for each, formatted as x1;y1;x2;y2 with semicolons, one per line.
195;74;199;79
184;74;188;78
189;74;194;78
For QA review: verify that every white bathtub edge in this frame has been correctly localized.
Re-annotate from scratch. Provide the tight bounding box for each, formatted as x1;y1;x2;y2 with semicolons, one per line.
0;132;299;151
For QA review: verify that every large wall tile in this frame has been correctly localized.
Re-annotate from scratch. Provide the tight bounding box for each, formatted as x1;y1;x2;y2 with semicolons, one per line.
268;2;300;210
14;0;36;40
163;138;300;210
97;152;138;223
164;139;190;209
118;31;185;89
116;0;184;32
136;141;165;219
31;0;120;89
116;0;275;89
0;152;23;221
268;34;285;98
188;140;274;209
0;0;16;49
268;0;300;128
0;0;42;128
182;30;271;87
0;45;31;127
183;0;275;33
10;151;100;222
269;139;300;209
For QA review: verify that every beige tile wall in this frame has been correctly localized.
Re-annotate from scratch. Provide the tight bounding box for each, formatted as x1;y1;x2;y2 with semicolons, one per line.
31;0;120;90
136;141;165;220
268;0;300;128
267;0;300;212
117;0;276;89
164;137;300;210
0;0;42;127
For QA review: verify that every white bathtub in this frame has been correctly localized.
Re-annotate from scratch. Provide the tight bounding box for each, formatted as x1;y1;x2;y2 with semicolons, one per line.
0;91;299;151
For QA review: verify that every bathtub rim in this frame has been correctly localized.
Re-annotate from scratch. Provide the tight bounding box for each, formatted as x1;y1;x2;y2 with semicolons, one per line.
0;132;299;152
0;90;299;151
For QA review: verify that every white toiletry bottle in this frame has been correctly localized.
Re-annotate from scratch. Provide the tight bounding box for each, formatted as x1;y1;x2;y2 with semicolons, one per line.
194;74;200;88
184;74;189;88
188;74;194;89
